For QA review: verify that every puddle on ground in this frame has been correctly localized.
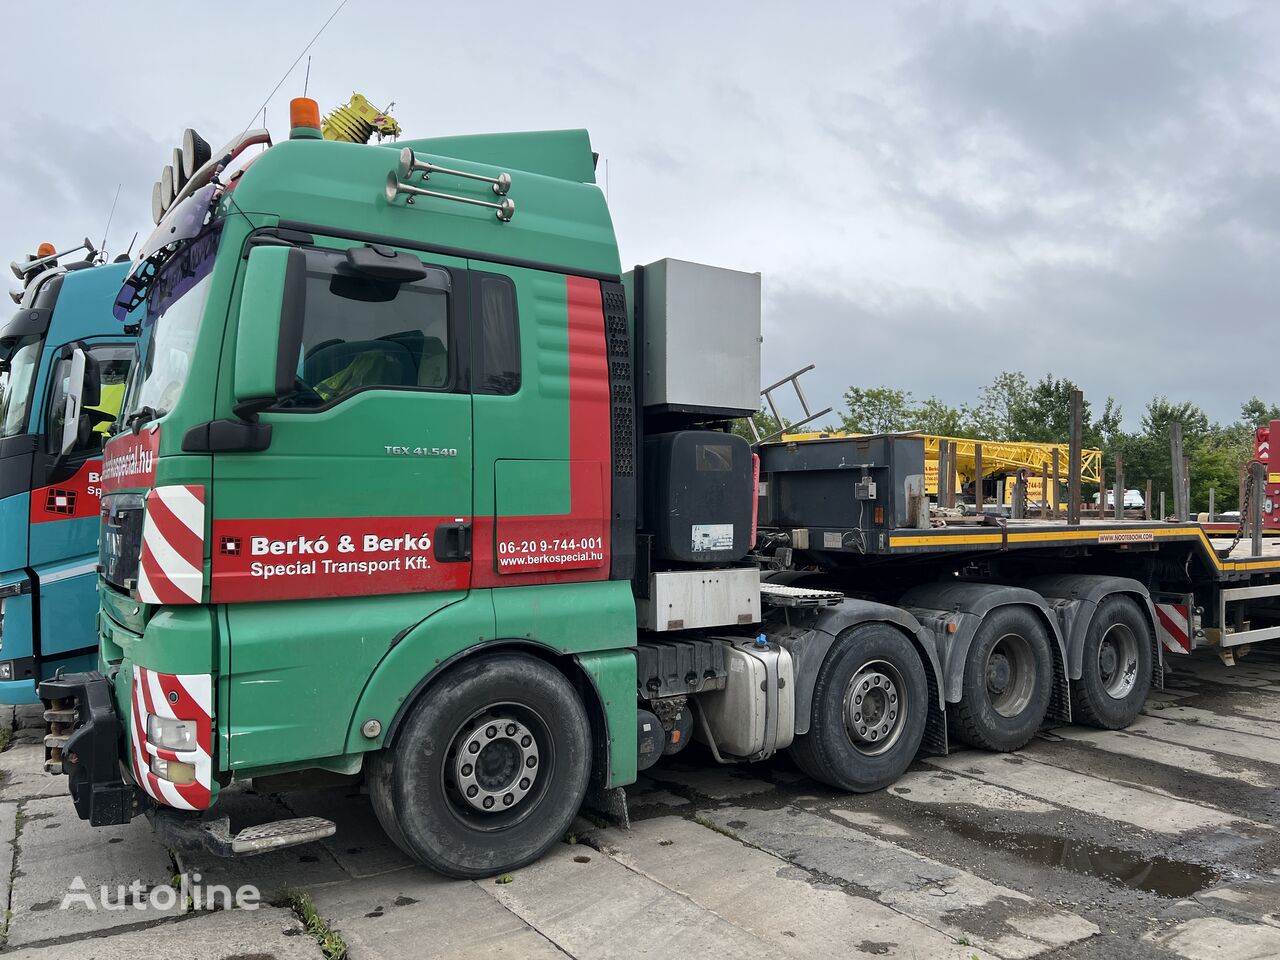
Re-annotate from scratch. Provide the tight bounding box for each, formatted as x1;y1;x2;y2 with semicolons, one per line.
942;818;1219;897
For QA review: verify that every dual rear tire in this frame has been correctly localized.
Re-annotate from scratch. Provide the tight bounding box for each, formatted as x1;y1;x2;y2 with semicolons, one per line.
950;596;1153;750
1071;596;1152;729
951;606;1054;751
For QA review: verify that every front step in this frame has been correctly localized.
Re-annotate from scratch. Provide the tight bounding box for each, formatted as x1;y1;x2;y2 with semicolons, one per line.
152;811;336;857
225;817;337;854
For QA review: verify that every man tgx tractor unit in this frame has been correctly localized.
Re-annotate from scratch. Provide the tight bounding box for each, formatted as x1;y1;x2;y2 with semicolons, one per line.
1;244;134;703
41;98;1280;879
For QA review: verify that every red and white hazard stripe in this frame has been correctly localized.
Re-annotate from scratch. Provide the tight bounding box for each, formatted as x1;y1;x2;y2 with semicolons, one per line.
129;666;213;810
138;485;205;605
1154;602;1193;654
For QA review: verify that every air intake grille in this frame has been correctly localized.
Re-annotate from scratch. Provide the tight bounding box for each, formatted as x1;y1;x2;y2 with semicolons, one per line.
602;283;634;477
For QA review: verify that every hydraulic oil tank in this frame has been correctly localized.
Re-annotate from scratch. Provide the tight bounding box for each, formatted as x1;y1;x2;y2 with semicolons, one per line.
697;636;795;759
643;431;753;563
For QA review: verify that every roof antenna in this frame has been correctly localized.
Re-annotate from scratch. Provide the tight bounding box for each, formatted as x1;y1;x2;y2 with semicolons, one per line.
304;56;312;97
99;183;122;263
241;0;347;135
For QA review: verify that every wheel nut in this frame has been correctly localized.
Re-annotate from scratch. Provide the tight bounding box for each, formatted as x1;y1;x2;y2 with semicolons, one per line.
526;756;537;768
483;796;494;809
503;794;514;806
486;726;497;739
461;764;473;776
469;742;480;754
467;785;478;798
519;777;530;790
521;735;532;747
506;724;516;736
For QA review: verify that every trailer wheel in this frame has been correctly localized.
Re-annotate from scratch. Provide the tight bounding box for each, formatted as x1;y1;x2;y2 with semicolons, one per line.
1071;595;1152;729
951;606;1053;751
367;653;591;879
790;623;928;792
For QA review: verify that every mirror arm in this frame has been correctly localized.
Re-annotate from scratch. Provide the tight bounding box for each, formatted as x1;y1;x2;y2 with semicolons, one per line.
232;397;276;423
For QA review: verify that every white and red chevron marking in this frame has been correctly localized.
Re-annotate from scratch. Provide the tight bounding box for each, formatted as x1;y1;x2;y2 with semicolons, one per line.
1154;603;1192;654
129;666;213;810
138;485;205;605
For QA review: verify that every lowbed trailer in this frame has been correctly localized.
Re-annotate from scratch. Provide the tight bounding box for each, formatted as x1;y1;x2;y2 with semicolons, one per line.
35;97;1280;880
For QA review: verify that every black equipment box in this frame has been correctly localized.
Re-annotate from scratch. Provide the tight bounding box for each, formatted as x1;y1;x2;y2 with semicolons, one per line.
643;431;753;563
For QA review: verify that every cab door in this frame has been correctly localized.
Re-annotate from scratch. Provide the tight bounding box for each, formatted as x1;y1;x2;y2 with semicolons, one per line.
31;339;133;670
213;244;476;767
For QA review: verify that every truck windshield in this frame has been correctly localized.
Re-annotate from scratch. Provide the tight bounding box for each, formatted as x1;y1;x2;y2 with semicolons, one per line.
0;336;44;438
123;225;220;420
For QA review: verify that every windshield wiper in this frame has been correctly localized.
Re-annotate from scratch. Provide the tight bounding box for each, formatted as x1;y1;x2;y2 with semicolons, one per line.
124;405;160;434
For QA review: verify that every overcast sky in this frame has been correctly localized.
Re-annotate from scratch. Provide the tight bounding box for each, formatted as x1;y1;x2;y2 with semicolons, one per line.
3;1;1276;428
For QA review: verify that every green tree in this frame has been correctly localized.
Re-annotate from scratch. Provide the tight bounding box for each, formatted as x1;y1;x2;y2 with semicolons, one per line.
840;386;913;434
909;397;974;437
1011;375;1094;444
1240;397;1280;429
971;371;1029;441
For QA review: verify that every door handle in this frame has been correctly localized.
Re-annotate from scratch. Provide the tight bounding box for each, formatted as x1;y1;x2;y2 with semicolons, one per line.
434;521;472;562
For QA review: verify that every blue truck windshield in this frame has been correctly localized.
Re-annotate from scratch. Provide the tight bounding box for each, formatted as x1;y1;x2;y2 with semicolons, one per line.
0;336;44;438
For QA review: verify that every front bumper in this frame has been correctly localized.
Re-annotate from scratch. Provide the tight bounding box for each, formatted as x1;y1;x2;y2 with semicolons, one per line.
38;671;146;826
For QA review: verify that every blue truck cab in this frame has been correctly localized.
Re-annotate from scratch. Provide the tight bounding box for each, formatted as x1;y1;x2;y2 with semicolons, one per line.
0;253;135;702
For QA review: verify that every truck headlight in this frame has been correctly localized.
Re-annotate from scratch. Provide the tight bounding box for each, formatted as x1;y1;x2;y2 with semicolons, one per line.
150;756;195;785
146;714;197;751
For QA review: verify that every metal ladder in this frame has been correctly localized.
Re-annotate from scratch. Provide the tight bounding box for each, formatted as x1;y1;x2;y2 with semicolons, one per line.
750;364;832;444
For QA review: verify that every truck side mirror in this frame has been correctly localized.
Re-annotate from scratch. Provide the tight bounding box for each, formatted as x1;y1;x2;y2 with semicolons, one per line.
233;245;306;414
58;344;100;456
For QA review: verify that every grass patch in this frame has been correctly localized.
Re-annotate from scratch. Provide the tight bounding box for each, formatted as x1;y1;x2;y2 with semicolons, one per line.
0;727;13;753
274;890;347;960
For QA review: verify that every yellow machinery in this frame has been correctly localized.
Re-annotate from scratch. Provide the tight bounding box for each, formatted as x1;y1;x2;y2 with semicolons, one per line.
322;93;401;144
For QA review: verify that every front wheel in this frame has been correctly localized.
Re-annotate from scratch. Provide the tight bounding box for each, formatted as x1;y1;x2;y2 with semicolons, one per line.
790;623;929;792
1071;595;1152;729
367;653;591;879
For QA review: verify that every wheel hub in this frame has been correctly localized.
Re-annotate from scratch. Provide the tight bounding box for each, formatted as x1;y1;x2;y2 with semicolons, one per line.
846;671;899;745
453;717;539;813
986;652;1011;696
1099;623;1140;700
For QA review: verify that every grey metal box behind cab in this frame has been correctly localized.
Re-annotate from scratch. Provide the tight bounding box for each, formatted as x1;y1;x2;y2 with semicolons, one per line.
625;258;761;416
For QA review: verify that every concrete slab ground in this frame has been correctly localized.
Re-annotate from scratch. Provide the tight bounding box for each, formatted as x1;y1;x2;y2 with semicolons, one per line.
1;648;1277;959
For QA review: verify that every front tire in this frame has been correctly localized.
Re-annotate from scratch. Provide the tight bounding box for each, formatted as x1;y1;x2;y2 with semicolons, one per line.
1071;595;1152;729
951;605;1053;751
790;623;929;792
368;653;591;879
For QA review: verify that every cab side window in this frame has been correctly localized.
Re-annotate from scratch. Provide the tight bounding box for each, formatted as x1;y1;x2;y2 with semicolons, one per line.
277;249;452;409
47;344;133;458
473;274;520;396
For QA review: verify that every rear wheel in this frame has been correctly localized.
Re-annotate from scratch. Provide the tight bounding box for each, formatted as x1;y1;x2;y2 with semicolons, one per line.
951;605;1053;751
1071;595;1152;729
790;623;928;792
367;653;591;879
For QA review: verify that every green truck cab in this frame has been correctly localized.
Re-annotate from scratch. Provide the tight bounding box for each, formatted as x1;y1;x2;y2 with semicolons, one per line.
43;110;643;876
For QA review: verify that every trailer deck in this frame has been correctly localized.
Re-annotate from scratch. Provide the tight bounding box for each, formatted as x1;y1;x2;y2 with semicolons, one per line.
883;518;1280;578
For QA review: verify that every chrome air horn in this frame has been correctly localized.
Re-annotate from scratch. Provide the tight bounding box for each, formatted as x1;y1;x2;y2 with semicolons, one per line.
384;171;516;222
